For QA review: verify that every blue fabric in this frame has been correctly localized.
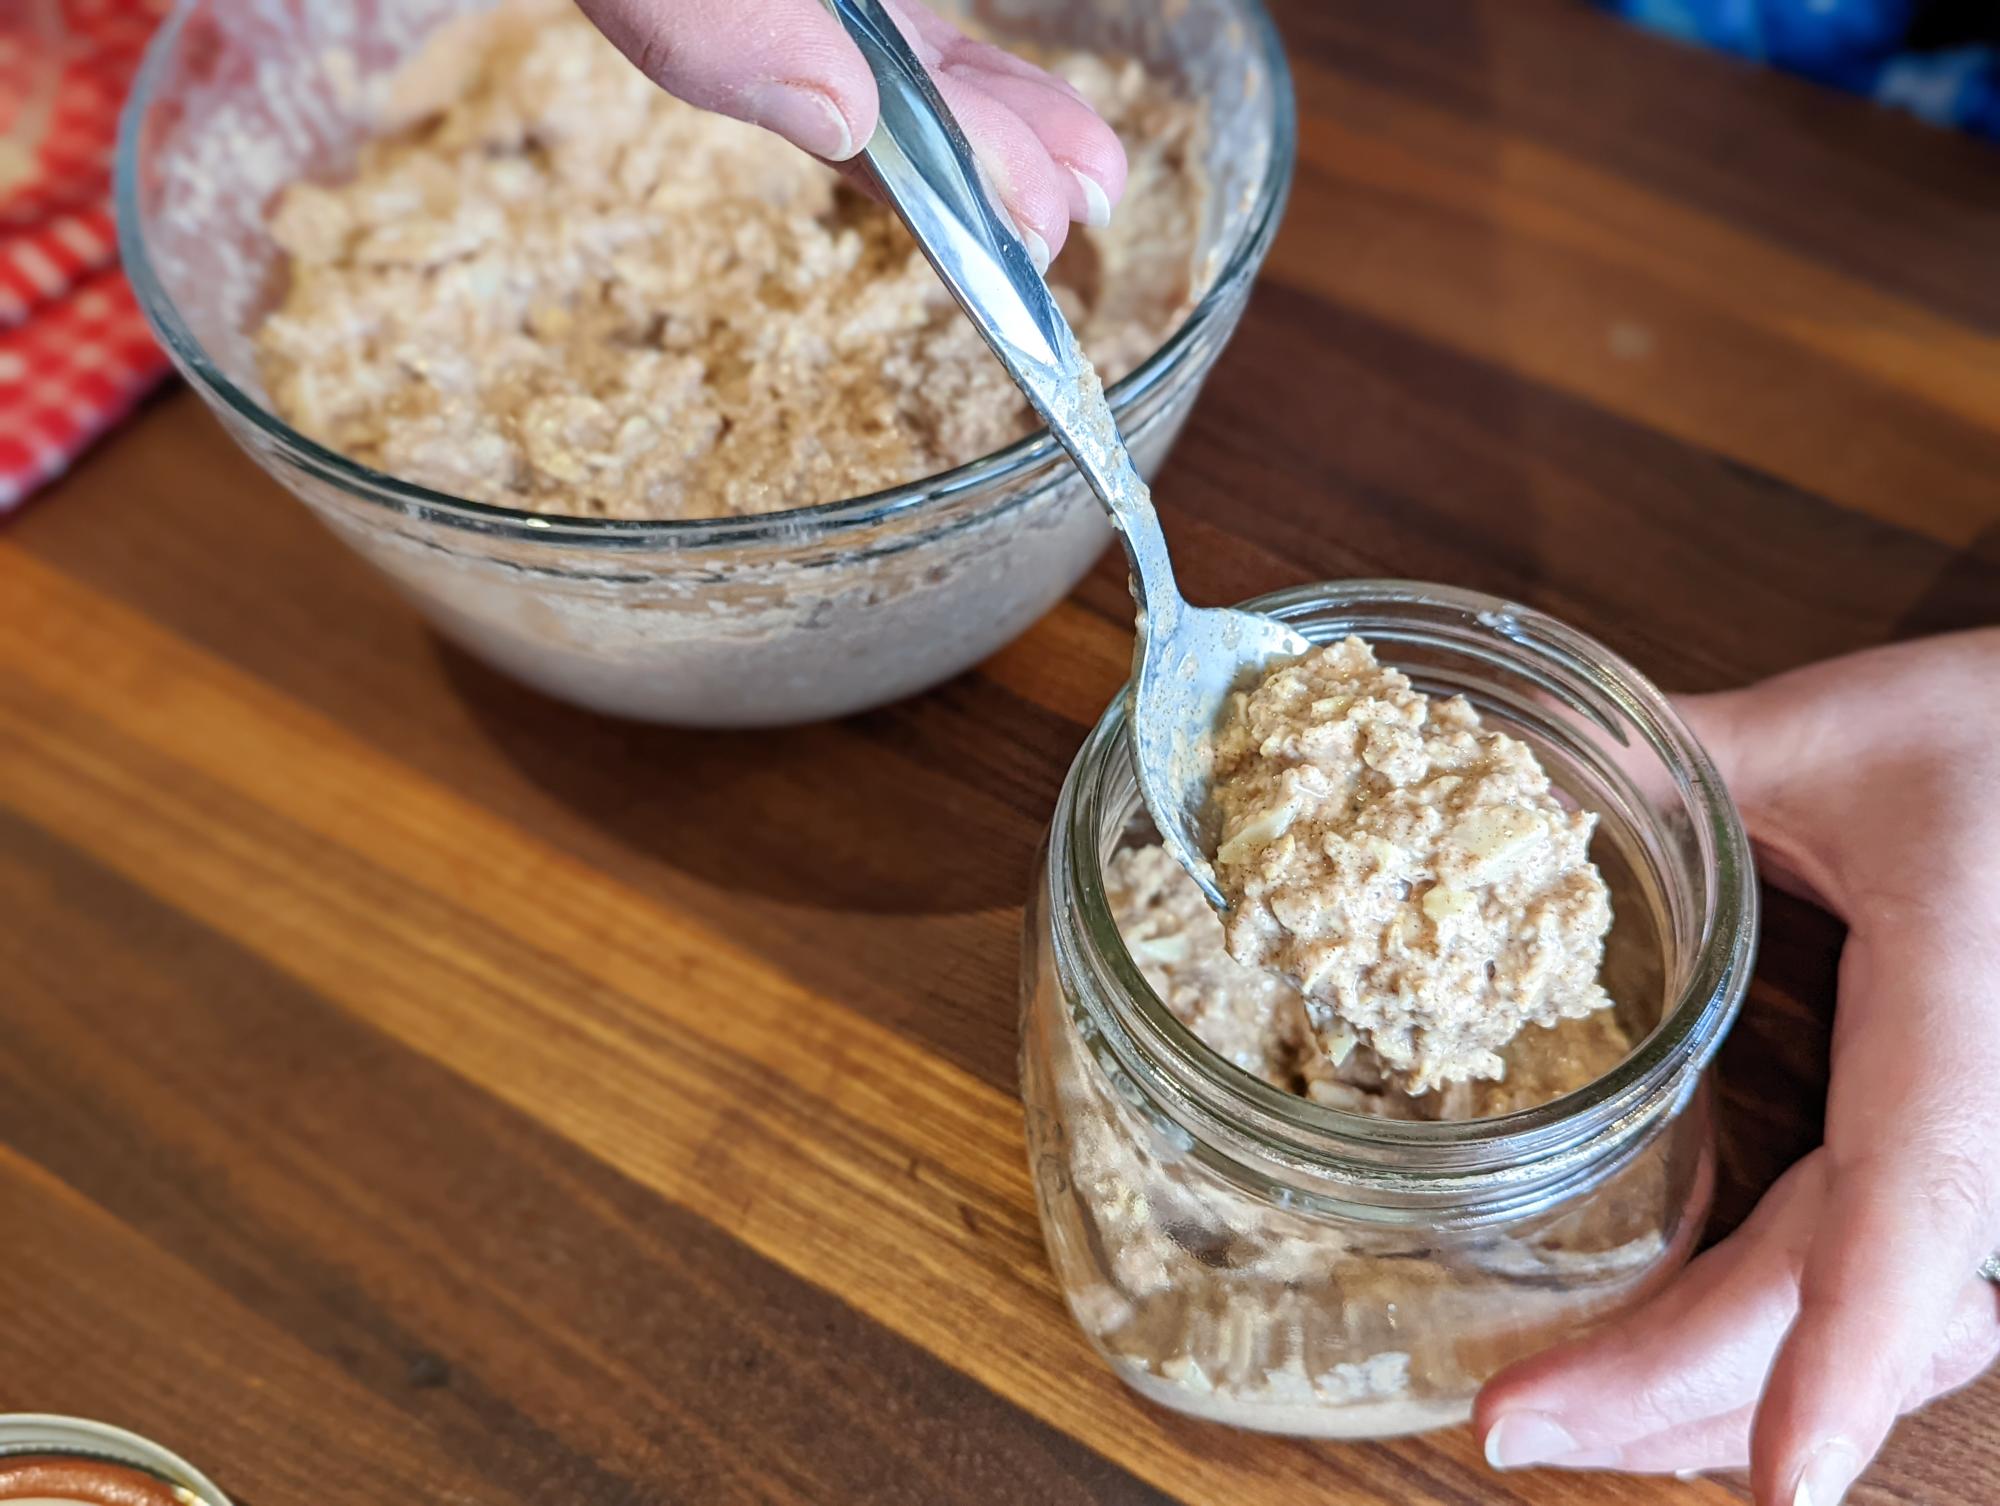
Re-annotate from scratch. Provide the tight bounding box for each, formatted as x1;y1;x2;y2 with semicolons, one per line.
1598;0;2000;140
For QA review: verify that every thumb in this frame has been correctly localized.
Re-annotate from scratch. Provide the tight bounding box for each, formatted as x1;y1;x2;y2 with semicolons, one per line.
576;0;876;161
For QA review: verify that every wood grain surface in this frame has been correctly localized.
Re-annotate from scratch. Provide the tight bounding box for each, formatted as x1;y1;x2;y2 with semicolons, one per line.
4;2;1999;1503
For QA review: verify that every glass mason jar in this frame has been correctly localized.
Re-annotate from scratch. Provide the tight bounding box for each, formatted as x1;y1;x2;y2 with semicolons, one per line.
0;1415;233;1505
1021;581;1759;1438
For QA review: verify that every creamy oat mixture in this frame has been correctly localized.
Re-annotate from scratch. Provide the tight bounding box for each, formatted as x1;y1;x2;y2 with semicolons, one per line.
255;0;1205;520
1032;842;1677;1434
1035;647;1666;1433
1110;844;1632;1121
1207;637;1616;1091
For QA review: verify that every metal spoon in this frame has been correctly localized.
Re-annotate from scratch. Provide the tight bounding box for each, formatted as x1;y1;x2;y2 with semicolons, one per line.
823;0;1309;907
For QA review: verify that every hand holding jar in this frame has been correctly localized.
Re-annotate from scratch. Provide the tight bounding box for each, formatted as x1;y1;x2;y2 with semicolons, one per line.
1479;629;2000;1506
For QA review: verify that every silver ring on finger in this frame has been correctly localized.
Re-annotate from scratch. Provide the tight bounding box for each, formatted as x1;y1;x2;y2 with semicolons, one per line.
1982;1252;2000;1285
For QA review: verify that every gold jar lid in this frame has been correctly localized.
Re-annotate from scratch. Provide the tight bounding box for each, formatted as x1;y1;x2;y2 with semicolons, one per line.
0;1417;230;1506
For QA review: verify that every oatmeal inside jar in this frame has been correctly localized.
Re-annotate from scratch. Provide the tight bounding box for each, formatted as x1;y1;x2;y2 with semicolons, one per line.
1110;843;1633;1123
1024;818;1686;1436
1207;636;1617;1091
253;0;1206;520
1028;642;1682;1435
1024;813;1681;1437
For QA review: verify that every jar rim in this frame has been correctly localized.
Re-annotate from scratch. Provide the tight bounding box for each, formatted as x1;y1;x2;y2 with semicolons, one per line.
1050;579;1759;1197
113;0;1297;554
0;1415;233;1506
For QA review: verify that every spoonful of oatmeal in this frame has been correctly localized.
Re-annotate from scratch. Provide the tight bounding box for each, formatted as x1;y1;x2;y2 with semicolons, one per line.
823;0;1309;911
1204;634;1617;1091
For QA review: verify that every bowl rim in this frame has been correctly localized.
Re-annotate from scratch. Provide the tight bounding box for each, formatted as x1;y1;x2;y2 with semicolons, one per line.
114;0;1297;551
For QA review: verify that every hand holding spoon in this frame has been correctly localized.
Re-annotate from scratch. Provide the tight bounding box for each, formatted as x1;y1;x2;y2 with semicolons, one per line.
823;0;1309;907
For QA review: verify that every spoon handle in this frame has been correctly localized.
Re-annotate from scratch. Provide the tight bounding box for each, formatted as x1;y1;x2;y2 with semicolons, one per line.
821;0;1186;636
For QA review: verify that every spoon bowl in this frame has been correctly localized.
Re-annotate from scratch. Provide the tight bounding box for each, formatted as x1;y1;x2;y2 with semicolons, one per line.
1128;601;1310;906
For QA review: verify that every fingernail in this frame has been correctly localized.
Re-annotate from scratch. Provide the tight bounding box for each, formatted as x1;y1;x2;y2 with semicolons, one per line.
1795;1440;1863;1506
1485;1413;1576;1468
960;150;1046;272
740;82;854;161
1018;224;1051;274
1483;1413;1619;1471
1068;165;1112;227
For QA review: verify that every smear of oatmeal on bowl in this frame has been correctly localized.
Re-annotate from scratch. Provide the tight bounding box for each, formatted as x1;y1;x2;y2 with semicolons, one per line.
1205;636;1616;1093
254;0;1206;520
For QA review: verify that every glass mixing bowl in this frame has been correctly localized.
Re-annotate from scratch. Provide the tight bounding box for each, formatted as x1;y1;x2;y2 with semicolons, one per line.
116;0;1294;727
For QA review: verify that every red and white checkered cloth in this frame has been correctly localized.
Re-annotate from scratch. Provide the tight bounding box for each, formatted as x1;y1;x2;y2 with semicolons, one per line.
0;0;172;512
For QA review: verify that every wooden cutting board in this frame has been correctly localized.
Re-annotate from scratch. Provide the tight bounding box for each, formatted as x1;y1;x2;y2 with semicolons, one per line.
3;1;1997;1502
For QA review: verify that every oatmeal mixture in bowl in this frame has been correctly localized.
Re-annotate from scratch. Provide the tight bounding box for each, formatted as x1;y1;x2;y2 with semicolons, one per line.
254;0;1209;522
1021;581;1757;1438
119;0;1294;725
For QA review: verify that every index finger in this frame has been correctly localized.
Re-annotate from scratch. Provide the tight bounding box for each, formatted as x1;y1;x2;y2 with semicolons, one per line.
576;0;877;159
